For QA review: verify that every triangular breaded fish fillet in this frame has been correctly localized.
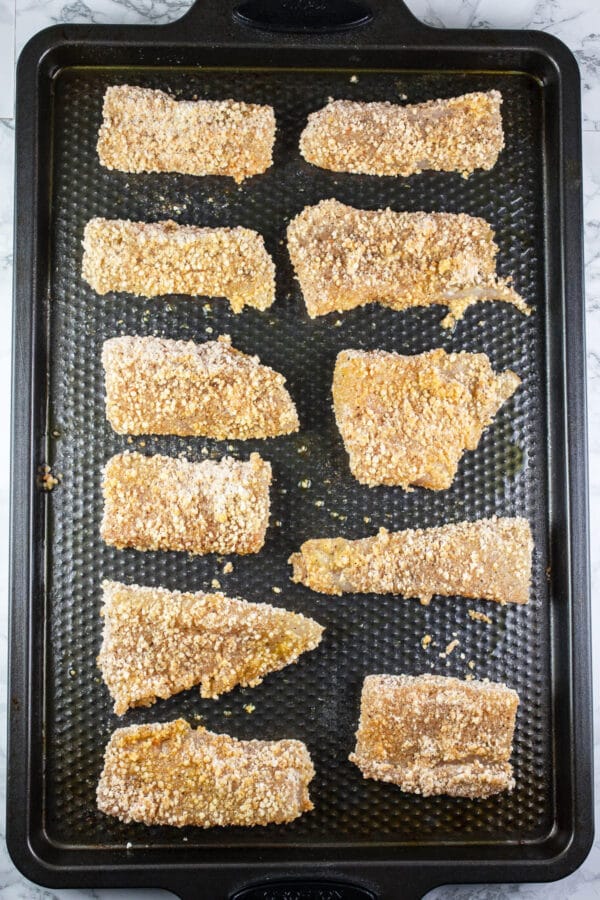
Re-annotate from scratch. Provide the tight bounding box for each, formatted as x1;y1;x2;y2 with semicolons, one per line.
99;581;324;714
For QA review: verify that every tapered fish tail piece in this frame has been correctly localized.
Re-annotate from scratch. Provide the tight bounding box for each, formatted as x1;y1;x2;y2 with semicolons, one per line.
290;517;533;605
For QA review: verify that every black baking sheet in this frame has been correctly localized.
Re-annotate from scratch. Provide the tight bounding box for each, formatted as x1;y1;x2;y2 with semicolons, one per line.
45;66;548;851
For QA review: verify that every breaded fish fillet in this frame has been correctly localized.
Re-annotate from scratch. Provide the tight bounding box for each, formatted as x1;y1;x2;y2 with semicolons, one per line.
101;451;271;555
287;199;528;326
97;85;275;183
97;719;314;827
333;348;520;489
82;218;275;313
349;674;519;798
299;91;504;177
99;580;324;715
102;334;299;438
289;517;533;605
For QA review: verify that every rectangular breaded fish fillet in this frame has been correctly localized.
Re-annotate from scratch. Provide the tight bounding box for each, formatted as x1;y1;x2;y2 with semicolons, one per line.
349;674;519;798
290;516;533;605
82;218;275;313
97;85;275;183
97;719;314;827
300;91;504;177
99;580;324;715
287;199;528;326
101;451;271;555
103;334;299;438
333;348;520;489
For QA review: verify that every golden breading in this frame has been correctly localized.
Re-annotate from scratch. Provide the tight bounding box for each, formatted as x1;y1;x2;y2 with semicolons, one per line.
299;91;504;177
349;674;519;798
289;517;533;605
286;199;528;326
333;348;520;489
99;580;324;715
97;719;314;827
82;218;275;313
101;451;271;555
102;334;299;438
97;85;275;183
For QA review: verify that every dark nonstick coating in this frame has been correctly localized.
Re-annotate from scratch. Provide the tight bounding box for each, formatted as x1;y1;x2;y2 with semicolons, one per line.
46;67;550;849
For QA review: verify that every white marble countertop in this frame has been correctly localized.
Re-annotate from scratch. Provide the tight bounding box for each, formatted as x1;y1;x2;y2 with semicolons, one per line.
0;0;599;897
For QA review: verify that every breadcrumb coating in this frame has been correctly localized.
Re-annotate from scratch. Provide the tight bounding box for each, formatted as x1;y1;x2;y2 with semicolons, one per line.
82;218;275;313
99;580;324;715
101;451;271;555
299;91;504;177
289;516;533;605
287;199;528;325
97;85;275;183
97;719;314;827
333;347;520;489
349;674;519;798
102;334;299;438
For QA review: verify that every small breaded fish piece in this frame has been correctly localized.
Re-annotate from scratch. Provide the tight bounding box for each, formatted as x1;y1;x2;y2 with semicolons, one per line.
299;91;504;177
289;517;533;605
97;719;314;827
82;218;275;313
333;348;520;489
101;451;271;555
349;674;519;798
97;85;275;183
102;334;299;439
99;580;324;715
286;199;528;326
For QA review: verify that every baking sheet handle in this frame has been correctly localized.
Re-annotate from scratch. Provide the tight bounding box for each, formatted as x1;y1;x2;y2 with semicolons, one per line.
172;0;433;41
233;0;374;33
173;875;436;899
229;880;377;899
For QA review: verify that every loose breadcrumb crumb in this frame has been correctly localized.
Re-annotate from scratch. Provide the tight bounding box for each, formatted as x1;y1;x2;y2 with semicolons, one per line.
38;465;59;491
468;609;493;624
